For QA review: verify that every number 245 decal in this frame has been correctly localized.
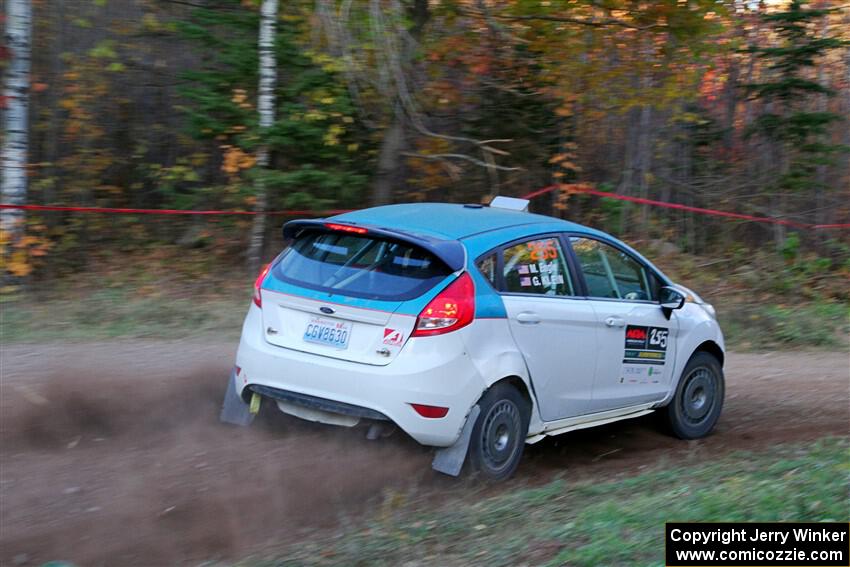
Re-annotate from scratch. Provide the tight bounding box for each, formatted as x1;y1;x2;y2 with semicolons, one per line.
649;328;668;349
526;240;559;261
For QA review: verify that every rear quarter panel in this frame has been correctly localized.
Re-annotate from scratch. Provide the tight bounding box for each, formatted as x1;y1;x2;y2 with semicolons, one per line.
463;264;546;435
460;319;546;435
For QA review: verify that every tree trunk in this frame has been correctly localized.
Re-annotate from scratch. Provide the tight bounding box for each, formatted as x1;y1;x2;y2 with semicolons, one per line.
616;108;639;235
1;0;32;235
369;0;429;207
44;0;66;210
247;0;279;273
722;55;739;152
636;104;652;230
772;140;787;251
371;108;405;206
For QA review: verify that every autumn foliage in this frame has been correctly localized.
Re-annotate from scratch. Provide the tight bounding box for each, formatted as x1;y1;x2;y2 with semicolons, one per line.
2;0;848;283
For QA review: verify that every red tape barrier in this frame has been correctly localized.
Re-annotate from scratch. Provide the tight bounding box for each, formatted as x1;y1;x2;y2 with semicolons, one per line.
522;185;850;230
1;185;848;229
0;204;353;216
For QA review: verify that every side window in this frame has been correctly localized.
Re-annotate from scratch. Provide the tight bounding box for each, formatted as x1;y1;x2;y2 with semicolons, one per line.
570;237;654;301
502;237;574;296
476;253;497;287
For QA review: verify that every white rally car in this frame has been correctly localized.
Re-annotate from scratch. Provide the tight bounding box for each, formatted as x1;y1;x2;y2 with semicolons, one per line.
221;197;724;480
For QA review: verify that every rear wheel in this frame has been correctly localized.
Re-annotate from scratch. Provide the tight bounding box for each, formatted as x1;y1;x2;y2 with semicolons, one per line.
468;383;530;481
663;352;724;439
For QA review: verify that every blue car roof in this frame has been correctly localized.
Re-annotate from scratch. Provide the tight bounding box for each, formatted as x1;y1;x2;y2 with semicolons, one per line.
327;203;668;282
330;203;600;241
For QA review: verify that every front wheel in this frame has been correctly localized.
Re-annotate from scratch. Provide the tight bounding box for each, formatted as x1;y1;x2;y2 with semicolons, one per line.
663;352;724;439
468;383;530;481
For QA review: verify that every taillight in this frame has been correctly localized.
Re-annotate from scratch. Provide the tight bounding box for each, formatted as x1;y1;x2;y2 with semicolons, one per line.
411;272;475;337
253;263;271;307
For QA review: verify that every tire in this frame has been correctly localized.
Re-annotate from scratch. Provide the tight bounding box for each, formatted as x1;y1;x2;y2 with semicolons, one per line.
663;351;724;439
468;382;531;481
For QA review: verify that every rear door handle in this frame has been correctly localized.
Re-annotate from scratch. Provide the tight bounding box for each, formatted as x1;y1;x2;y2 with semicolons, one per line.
516;312;541;325
605;316;626;328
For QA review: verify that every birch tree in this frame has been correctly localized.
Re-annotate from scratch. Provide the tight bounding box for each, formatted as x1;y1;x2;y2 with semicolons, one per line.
247;0;278;271
1;0;32;235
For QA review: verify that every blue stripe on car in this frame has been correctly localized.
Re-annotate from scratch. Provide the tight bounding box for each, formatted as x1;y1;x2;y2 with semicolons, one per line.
467;266;507;319
262;271;456;317
263;268;507;319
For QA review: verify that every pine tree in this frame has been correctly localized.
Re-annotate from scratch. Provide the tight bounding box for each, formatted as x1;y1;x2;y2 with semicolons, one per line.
744;0;847;247
176;0;369;264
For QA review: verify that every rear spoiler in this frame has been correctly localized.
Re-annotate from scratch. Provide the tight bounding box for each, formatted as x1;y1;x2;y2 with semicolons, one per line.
282;219;466;272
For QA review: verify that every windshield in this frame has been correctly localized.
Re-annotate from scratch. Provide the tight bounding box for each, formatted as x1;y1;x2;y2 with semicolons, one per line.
272;231;452;301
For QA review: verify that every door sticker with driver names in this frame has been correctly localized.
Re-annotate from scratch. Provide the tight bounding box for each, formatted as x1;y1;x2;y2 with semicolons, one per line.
623;325;668;367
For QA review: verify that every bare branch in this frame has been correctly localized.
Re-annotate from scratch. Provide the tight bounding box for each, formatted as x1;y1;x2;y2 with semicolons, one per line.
474;10;662;31
403;152;522;171
476;76;543;97
312;0;521;173
159;0;240;11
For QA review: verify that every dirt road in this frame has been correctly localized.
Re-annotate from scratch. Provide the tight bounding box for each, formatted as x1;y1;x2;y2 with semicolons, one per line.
1;342;847;566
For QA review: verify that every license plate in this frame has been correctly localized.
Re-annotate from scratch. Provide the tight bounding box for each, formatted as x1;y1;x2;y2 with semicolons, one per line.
303;317;351;349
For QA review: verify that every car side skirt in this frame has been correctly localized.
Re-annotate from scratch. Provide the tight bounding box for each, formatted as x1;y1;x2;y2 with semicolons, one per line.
526;402;656;444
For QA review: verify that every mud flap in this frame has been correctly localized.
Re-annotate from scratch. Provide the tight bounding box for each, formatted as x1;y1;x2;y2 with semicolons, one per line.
431;404;480;477
219;370;256;426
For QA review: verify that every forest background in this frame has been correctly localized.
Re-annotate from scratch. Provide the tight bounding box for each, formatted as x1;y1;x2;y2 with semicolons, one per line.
1;0;848;347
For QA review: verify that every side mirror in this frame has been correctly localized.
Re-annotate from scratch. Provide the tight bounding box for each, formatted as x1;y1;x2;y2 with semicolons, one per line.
659;286;685;319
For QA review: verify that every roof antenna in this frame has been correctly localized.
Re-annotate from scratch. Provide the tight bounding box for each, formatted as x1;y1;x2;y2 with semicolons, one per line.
489;196;530;212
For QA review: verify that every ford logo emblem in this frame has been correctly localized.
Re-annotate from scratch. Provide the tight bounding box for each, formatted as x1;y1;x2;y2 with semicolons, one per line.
319;306;335;314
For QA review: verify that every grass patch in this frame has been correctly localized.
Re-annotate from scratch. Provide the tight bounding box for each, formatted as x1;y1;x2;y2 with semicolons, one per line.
242;438;849;567
0;286;247;342
638;245;849;350
2;246;847;348
719;301;849;350
3;290;845;349
3;291;847;349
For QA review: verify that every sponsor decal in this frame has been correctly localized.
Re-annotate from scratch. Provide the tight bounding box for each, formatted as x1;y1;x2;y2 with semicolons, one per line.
625;328;648;349
621;364;663;384
622;366;644;384
624;365;661;375
639;351;664;359
623;325;669;367
382;328;404;346
624;325;668;351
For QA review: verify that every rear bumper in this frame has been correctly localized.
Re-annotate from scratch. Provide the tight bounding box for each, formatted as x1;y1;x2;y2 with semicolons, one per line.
247;384;390;421
234;304;486;447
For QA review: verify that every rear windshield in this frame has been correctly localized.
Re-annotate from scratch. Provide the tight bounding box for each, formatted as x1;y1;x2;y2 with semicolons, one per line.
272;231;452;301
